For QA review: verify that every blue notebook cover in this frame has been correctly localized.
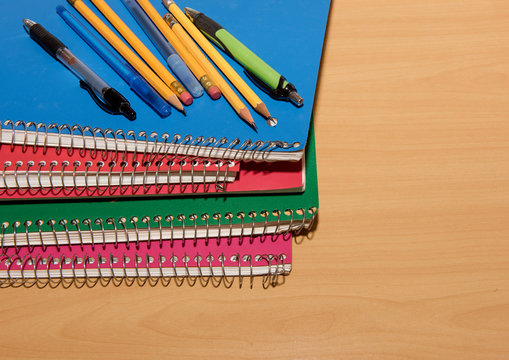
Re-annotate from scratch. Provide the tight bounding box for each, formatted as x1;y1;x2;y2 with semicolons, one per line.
0;0;330;160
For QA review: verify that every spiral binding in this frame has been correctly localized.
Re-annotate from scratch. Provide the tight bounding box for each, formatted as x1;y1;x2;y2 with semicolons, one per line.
0;252;289;288
1;120;299;163
0;159;236;195
0;208;317;250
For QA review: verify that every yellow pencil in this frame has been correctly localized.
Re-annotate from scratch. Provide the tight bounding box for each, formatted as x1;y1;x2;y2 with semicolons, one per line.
135;0;254;128
162;14;220;100
163;13;254;126
67;0;184;112
89;0;191;107
162;0;272;121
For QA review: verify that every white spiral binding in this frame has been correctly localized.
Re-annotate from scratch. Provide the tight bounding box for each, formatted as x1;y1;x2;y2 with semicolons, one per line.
1;120;296;162
0;208;317;251
0;251;289;289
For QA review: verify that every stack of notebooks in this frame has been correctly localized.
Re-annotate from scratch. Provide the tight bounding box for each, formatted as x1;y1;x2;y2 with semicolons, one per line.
0;0;330;288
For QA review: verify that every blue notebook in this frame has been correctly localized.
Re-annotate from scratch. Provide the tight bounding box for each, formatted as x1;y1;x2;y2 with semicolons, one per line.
0;0;330;161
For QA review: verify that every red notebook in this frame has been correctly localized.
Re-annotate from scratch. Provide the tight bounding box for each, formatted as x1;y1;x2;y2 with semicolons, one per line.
0;145;304;199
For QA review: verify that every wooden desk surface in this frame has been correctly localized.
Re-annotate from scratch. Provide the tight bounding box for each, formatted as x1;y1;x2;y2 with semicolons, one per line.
2;1;509;358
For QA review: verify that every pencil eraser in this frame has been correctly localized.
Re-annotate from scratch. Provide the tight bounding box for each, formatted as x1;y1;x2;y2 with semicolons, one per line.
207;86;221;100
180;91;193;106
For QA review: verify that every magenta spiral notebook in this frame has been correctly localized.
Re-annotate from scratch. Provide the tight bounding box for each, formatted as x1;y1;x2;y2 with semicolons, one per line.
0;234;292;287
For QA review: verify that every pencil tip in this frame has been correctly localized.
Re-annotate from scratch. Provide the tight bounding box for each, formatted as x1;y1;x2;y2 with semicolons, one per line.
239;108;257;131
255;102;271;119
169;95;185;112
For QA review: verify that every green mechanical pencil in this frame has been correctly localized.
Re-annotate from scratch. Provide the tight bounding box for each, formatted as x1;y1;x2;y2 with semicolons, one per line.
184;8;304;106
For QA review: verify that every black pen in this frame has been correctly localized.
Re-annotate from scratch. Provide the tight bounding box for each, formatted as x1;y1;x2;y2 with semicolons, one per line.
23;18;136;120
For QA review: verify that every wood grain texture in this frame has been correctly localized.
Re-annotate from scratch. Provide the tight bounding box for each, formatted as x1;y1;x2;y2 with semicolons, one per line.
2;0;509;358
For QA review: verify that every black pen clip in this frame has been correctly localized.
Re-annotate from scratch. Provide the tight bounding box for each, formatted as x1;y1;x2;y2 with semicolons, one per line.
79;80;123;116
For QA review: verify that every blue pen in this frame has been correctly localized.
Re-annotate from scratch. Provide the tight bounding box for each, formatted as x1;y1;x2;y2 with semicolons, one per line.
56;5;172;118
121;0;203;98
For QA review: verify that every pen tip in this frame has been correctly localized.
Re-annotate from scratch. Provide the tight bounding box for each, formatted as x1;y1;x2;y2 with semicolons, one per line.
288;91;304;106
22;18;35;31
120;103;136;121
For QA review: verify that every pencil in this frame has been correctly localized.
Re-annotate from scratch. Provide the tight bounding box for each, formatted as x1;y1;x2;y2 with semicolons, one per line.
132;0;221;101
163;13;254;127
89;0;191;108
162;0;272;121
161;14;220;100
68;0;184;112
135;0;255;128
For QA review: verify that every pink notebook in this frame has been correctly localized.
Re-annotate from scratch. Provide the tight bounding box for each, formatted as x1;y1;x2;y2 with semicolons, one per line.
0;145;304;199
0;234;292;285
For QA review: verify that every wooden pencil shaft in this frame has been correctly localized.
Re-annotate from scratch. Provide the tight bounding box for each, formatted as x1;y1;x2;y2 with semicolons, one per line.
166;2;266;111
136;0;253;124
164;25;205;79
133;0;205;81
69;0;179;108
169;18;246;112
89;0;182;96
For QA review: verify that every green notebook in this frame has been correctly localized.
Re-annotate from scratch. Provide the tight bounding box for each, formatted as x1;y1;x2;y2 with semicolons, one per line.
0;123;318;245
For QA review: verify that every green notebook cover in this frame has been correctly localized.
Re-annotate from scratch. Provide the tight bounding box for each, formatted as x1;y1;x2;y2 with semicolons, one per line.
0;123;318;236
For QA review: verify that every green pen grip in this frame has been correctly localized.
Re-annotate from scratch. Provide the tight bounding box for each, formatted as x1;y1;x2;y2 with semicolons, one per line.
192;12;287;91
214;29;286;90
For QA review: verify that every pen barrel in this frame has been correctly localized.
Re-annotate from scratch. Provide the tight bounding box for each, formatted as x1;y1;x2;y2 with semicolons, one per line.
57;6;132;81
28;23;66;59
214;29;283;90
56;47;109;96
57;6;169;117
122;0;173;59
166;54;204;98
128;76;172;118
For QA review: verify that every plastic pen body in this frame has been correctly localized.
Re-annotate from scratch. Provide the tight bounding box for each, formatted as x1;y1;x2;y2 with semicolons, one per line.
121;0;203;98
57;6;171;118
57;47;110;97
23;18;135;120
